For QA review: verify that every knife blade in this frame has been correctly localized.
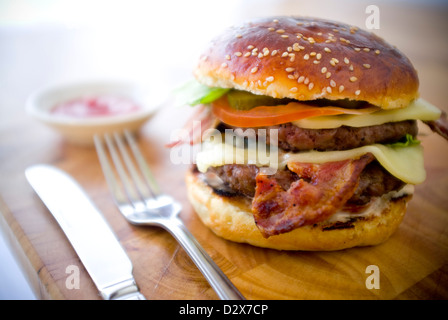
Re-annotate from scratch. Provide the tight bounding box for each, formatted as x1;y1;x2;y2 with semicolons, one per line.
25;164;145;300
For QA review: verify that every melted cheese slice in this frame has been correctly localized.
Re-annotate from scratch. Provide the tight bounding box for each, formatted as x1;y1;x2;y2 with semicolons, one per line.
281;144;425;184
292;98;441;129
196;140;426;185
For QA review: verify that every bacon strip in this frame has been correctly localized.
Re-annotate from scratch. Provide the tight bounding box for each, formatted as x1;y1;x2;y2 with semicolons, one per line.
165;104;218;148
252;153;375;237
424;110;448;141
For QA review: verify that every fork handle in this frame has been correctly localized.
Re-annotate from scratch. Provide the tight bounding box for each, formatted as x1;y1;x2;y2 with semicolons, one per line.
163;219;245;300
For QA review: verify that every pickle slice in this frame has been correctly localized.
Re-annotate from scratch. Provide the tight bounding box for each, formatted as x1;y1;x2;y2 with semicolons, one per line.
226;90;293;110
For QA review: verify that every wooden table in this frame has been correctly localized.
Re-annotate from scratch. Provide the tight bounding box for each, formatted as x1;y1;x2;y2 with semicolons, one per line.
1;1;447;300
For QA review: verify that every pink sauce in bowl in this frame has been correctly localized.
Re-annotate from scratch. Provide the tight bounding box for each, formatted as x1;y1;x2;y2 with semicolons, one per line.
26;81;161;145
51;95;141;118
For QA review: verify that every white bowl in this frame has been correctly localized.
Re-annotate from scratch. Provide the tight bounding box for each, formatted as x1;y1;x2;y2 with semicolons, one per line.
26;80;162;145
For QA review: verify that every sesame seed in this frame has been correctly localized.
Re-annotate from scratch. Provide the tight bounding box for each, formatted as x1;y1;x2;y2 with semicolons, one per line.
350;76;358;82
363;48;370;52
321;67;327;74
287;46;292;52
324;47;331;53
330;79;336;87
308;37;315;43
268;27;275;32
235;52;242;57
235;34;242;38
290;87;298;92
288;75;295;80
258;53;264;58
326;86;332;93
363;64;371;69
298;76;305;83
349;64;354;71
375;49;381;55
326;72;331;79
251;67;258;73
247;45;254;50
313;60;320;64
344;57;350;64
266;76;274;82
354;48;361;52
276;29;285;34
282;52;289;57
339;85;344;93
271;50;278;56
316;53;322;60
308;82;314;90
355;90;361;96
244;52;251;57
286;67;295;72
221;63;228;68
281;35;289;38
303;54;310;60
289;53;295;62
310;52;316;56
304;77;310;85
329;60;336;67
273;19;279;23
225;54;231;60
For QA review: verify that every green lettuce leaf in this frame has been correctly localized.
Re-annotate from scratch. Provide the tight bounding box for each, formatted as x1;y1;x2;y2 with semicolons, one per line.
174;79;230;106
387;134;421;148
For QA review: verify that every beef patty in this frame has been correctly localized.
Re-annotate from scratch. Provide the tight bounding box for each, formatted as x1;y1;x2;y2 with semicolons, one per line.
203;162;405;205
223;120;417;152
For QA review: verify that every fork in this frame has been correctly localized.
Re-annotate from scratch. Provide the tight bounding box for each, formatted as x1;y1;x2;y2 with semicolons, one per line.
93;130;245;300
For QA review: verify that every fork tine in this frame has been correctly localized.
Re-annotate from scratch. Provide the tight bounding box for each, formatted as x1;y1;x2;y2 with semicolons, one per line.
112;131;157;200
94;134;130;206
103;132;146;207
123;130;161;196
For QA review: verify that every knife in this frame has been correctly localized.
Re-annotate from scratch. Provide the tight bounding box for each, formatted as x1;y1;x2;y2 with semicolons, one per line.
25;164;145;300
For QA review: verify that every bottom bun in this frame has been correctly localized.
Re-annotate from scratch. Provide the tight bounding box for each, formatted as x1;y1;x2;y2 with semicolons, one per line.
186;169;412;251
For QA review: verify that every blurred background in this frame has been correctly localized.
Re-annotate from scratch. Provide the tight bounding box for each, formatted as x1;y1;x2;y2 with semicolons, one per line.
0;0;447;299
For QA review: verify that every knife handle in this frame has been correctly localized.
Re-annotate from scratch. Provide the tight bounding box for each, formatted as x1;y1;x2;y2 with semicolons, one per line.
163;219;245;300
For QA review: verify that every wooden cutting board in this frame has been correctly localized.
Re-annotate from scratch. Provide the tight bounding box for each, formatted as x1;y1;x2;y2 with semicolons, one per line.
1;99;447;300
1;1;448;300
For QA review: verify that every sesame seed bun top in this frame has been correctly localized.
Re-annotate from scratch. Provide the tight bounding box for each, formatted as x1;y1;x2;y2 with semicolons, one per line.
194;16;419;110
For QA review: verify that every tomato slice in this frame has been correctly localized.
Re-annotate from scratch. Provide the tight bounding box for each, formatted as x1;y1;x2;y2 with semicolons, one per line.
211;96;379;127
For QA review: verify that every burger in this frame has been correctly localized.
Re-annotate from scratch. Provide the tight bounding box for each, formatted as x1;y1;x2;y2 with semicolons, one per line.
172;16;443;250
